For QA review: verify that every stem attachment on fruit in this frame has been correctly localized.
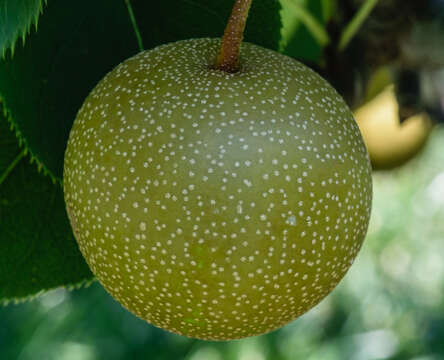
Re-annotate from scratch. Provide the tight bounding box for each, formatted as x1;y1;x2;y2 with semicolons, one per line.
216;0;253;73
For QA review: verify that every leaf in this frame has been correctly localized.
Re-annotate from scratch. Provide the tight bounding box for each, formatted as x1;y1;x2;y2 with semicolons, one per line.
0;0;141;181
0;0;282;181
0;112;93;304
0;0;45;58
320;0;337;23
280;0;329;63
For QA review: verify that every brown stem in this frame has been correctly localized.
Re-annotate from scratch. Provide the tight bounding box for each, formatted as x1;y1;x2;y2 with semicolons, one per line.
215;0;253;73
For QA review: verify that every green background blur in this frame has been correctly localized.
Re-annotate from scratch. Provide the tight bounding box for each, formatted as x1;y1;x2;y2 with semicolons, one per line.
2;127;444;360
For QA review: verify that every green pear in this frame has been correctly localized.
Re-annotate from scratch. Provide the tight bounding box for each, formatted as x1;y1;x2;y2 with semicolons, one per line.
64;38;372;340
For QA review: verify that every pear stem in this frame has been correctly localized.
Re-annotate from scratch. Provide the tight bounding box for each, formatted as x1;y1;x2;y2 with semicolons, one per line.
216;0;253;73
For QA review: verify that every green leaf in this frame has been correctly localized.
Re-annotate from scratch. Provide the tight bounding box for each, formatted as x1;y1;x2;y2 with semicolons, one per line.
320;0;337;23
280;0;329;62
0;0;141;181
0;112;93;304
0;0;45;58
0;0;282;181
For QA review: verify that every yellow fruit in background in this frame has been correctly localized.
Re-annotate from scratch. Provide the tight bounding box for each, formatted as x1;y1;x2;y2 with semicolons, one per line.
355;85;433;170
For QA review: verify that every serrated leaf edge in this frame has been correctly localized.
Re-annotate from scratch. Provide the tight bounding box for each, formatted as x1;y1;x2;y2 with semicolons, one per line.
0;97;61;185
1;0;48;59
0;111;93;305
0;277;96;306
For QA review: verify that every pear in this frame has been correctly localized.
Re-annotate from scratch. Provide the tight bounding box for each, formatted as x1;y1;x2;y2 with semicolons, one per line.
355;85;433;170
64;38;372;340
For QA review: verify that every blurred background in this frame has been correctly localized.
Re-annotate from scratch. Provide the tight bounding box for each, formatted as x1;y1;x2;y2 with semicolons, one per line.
2;128;444;360
2;0;444;359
